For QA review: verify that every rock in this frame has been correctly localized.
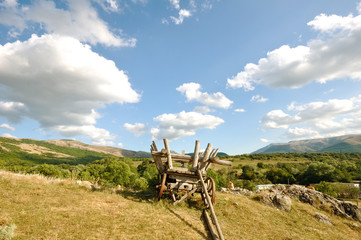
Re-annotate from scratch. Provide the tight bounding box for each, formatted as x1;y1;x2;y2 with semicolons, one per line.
314;212;333;225
339;202;361;222
262;190;292;211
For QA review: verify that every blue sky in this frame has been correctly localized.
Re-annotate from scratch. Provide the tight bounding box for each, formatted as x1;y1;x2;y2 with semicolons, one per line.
1;0;361;154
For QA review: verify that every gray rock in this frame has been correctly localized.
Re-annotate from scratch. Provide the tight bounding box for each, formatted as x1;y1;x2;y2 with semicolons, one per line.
314;212;333;225
261;190;292;211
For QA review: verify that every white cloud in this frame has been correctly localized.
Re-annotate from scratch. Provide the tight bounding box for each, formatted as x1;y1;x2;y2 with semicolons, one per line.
260;138;269;143
163;0;215;25
2;133;17;138
0;123;15;131
94;0;119;12
251;95;268;103
227;4;361;90
283;127;321;140
117;142;124;148
261;110;296;129
151;111;224;141
169;0;180;9
170;9;192;25
193;106;213;113
53;125;116;146
0;0;135;47
262;95;361;140
0;34;140;145
177;82;233;109
234;108;245;113
124;123;147;137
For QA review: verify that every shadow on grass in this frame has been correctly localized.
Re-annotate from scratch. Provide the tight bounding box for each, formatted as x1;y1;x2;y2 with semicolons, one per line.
166;206;209;240
117;189;211;239
116;189;156;202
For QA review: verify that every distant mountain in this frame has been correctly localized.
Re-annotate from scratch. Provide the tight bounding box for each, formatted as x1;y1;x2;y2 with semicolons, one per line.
253;134;361;153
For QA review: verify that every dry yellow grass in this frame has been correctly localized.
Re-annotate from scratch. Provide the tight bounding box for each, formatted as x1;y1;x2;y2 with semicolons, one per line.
0;171;360;240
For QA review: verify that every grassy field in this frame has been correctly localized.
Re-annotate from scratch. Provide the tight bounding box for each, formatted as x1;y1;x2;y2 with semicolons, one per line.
1;170;360;240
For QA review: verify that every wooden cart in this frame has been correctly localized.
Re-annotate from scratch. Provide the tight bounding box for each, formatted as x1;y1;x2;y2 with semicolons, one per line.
150;139;232;205
151;139;232;239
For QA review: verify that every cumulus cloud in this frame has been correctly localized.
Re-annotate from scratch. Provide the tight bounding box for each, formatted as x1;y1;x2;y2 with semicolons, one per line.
261;95;361;140
0;34;140;145
177;82;233;109
0;0;135;47
251;95;268;103
0;123;14;131
124;123;147;137
151;111;224;141
227;4;361;90
260;138;269;143
234;108;245;113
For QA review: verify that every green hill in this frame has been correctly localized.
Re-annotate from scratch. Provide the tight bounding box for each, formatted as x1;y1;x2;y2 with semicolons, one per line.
0;137;151;166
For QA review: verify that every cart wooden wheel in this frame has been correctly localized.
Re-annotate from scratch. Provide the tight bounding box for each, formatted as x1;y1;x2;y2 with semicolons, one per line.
157;173;167;201
202;177;216;204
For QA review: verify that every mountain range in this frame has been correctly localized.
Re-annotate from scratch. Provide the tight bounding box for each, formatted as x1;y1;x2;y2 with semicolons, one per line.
253;134;361;153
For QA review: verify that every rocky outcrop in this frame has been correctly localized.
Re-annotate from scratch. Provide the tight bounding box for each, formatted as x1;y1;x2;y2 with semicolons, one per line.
268;185;361;222
220;184;361;222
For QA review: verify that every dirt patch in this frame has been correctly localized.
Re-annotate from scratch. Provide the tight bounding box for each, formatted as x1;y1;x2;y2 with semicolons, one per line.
17;143;74;158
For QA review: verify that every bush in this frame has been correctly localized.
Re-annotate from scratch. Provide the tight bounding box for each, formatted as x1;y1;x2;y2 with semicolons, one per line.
133;177;149;190
30;164;62;178
265;168;296;184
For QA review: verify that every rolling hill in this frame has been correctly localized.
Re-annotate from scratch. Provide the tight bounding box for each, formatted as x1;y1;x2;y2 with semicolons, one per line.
0;137;151;166
253;134;361;153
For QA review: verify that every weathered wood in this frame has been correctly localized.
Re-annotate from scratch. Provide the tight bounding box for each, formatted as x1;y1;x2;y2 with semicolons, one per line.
199;143;213;171
203;209;219;240
173;188;197;205
163;139;173;169
152;141;158;152
151;152;192;162
153;155;165;173
197;170;224;240
211;148;219;158
191;140;200;171
209;157;232;166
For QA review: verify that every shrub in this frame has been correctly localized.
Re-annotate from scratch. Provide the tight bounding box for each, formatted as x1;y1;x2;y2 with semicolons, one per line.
133;177;149;190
